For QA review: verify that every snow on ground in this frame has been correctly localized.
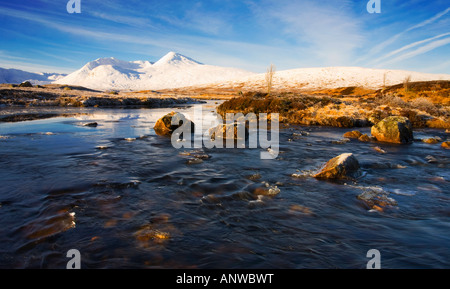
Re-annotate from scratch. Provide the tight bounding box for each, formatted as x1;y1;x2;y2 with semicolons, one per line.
219;66;450;91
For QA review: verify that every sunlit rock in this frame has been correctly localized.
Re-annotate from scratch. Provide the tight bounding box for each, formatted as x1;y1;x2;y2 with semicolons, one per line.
154;111;195;136
313;153;360;179
371;116;413;144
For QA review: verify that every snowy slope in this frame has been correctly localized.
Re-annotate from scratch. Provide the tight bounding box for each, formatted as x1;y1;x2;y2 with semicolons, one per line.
54;52;450;91
0;67;66;85
55;52;255;91
228;67;450;91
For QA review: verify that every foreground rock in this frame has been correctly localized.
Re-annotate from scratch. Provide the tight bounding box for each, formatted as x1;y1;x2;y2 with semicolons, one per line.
371;116;413;144
313;153;360;179
153;112;195;136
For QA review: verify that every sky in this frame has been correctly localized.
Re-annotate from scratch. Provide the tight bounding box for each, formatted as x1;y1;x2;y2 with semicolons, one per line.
0;0;449;74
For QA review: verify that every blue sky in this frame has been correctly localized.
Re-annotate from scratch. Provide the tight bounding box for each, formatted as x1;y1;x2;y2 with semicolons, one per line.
0;0;449;74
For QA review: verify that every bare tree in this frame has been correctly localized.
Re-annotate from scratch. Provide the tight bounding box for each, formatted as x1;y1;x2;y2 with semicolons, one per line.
403;75;412;92
265;63;276;96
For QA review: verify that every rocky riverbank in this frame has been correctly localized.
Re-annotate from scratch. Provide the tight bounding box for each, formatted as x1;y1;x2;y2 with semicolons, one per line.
0;83;203;109
216;81;450;129
0;83;205;122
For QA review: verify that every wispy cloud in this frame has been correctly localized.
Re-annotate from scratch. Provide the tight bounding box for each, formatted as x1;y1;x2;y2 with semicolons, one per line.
249;0;363;66
378;37;450;66
365;7;450;58
88;12;156;28
369;32;450;66
0;50;73;73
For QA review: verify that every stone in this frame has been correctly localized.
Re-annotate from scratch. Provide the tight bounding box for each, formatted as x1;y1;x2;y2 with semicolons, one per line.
343;130;362;139
373;146;386;154
357;187;397;211
209;122;248;141
442;141;450;149
371;116;413;144
358;134;371;142
422;138;440;144
253;185;280;196
154;112;195;136
83;122;98;127
18;81;33;88
313;153;360;179
186;158;203;165
331;138;350;145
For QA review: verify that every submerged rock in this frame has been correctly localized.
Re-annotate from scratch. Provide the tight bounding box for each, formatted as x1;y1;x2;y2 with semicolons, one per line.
422;137;440;144
371;116;413;144
358;134;371;142
331;138;350;145
154;112;195;136
357;187;397;212
186;158;203;165
313;153;360;179
83;122;98;127
252;185;280;196
343;130;362;139
209;122;249;141
373;146;387;154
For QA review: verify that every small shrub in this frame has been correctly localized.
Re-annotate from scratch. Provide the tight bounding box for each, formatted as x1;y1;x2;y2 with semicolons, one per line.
403;75;412;92
379;94;406;108
409;97;436;114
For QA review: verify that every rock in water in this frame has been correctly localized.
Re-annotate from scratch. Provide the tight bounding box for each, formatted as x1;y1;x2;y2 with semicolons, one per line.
371;116;413;144
209;123;249;141
153;112;195;136
422;138;440;144
343;130;362;139
358;134;371;142
442;141;450;149
313;153;360;179
83;122;98;127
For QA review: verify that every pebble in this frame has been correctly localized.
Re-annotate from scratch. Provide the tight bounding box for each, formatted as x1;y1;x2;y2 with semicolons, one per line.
83;122;98;127
373;146;386;154
186;158;203;165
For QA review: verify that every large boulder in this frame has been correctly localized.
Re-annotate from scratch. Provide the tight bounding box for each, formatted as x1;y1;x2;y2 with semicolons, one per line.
371;116;413;144
313;153;360;179
153;112;194;136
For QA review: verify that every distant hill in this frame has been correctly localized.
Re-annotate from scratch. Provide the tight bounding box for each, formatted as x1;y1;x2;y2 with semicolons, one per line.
219;66;450;92
0;67;66;85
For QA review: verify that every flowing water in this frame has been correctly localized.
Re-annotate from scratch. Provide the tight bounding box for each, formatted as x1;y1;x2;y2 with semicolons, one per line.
0;101;449;269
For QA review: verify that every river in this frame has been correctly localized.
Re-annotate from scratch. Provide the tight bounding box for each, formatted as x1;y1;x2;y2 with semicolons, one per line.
0;101;449;268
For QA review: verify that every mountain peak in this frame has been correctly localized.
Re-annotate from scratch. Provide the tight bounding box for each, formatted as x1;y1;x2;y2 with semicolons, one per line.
153;52;202;66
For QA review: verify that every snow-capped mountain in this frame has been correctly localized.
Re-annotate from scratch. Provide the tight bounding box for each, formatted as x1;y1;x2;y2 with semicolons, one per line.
54;52;255;91
0;67;66;85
